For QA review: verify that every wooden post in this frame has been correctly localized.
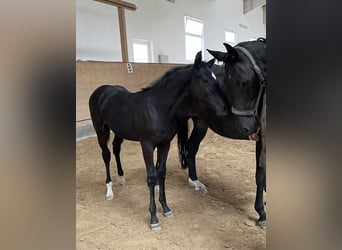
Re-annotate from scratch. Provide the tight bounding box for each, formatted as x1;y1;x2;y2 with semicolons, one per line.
94;0;136;62
118;6;129;62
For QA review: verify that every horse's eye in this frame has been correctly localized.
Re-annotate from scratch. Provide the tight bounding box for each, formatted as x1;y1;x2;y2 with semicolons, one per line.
240;81;249;87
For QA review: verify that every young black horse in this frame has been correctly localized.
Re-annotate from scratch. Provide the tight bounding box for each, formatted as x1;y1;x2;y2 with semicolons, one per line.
178;39;266;226
89;52;228;230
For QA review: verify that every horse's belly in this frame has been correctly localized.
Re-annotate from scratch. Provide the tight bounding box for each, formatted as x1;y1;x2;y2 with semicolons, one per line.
103;98;176;143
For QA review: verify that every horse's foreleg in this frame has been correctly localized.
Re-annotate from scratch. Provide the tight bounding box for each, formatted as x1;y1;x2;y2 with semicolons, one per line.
255;166;266;227
112;135;125;185
187;119;208;193
157;143;172;217
255;140;266;227
141;142;160;230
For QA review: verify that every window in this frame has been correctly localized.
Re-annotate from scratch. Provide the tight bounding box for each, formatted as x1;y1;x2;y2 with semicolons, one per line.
133;39;153;63
185;16;203;61
225;30;236;46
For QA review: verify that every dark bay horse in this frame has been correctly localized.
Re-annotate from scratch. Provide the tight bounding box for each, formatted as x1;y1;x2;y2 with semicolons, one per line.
178;39;266;226
89;52;228;230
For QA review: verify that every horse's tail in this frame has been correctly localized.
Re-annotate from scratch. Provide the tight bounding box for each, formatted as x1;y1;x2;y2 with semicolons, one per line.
89;85;111;143
177;120;189;169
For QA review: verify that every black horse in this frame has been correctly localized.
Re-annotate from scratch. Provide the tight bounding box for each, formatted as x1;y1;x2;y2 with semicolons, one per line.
89;52;229;230
178;39;266;226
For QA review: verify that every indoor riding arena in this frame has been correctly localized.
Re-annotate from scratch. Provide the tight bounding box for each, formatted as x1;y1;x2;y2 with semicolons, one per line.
76;0;266;249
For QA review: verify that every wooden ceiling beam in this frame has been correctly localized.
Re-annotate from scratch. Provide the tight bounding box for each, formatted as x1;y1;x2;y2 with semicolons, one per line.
94;0;137;11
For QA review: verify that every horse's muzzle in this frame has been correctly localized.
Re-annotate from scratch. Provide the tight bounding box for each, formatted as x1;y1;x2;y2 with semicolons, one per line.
237;116;258;136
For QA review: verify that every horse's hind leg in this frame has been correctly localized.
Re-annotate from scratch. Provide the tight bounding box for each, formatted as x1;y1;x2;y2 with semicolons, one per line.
112;135;125;185
156;143;172;217
96;124;114;200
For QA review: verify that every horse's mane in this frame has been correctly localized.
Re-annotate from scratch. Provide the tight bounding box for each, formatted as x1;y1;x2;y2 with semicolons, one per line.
232;39;266;64
237;38;266;50
141;64;193;92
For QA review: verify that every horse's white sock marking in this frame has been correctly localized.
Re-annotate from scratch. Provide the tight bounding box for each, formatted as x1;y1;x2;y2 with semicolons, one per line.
117;176;125;185
188;178;208;194
106;181;114;200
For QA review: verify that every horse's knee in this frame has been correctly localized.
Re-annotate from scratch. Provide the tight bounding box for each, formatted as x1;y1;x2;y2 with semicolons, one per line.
102;149;111;162
112;143;121;154
147;172;157;187
187;146;199;158
157;167;166;178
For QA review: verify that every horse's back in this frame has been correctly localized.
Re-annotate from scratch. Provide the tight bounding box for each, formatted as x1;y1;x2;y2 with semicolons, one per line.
90;84;130;105
89;85;130;121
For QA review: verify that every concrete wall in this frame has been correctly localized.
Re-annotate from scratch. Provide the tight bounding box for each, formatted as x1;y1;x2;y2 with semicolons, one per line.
76;0;266;63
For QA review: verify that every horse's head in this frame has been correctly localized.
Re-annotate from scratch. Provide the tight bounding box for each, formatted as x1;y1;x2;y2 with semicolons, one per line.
207;40;266;136
190;51;228;117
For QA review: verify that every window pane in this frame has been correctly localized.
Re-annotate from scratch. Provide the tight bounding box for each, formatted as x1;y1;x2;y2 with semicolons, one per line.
225;30;236;44
185;35;202;61
185;18;203;35
133;43;148;63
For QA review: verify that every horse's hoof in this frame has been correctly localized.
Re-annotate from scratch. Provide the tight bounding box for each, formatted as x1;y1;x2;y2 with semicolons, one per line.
117;176;125;185
195;186;208;194
163;210;173;218
189;178;208;194
106;194;114;200
256;220;266;228
106;182;114;200
155;185;160;192
150;223;161;231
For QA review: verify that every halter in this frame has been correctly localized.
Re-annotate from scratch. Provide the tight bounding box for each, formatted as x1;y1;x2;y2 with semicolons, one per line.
230;46;266;117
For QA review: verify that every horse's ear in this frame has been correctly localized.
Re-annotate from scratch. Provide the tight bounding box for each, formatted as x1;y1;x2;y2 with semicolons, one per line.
207;58;215;68
207;49;227;62
257;37;266;43
223;43;239;61
194;51;202;68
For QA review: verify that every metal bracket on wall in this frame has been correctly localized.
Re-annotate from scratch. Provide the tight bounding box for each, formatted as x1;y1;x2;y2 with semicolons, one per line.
127;63;133;73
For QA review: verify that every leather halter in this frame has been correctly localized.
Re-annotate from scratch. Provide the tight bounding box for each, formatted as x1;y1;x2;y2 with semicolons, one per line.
230;46;266;117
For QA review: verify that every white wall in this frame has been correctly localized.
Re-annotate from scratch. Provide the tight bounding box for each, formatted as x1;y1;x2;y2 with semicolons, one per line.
76;0;122;61
76;0;266;63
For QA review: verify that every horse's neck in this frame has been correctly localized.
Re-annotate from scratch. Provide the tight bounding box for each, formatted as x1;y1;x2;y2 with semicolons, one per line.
247;45;266;78
149;69;192;109
168;87;193;121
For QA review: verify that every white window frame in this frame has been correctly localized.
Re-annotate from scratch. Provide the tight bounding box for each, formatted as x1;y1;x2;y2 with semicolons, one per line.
184;16;204;62
225;30;237;46
132;39;153;63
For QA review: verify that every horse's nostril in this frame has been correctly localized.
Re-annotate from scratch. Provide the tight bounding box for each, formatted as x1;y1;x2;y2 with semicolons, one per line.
243;127;251;134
